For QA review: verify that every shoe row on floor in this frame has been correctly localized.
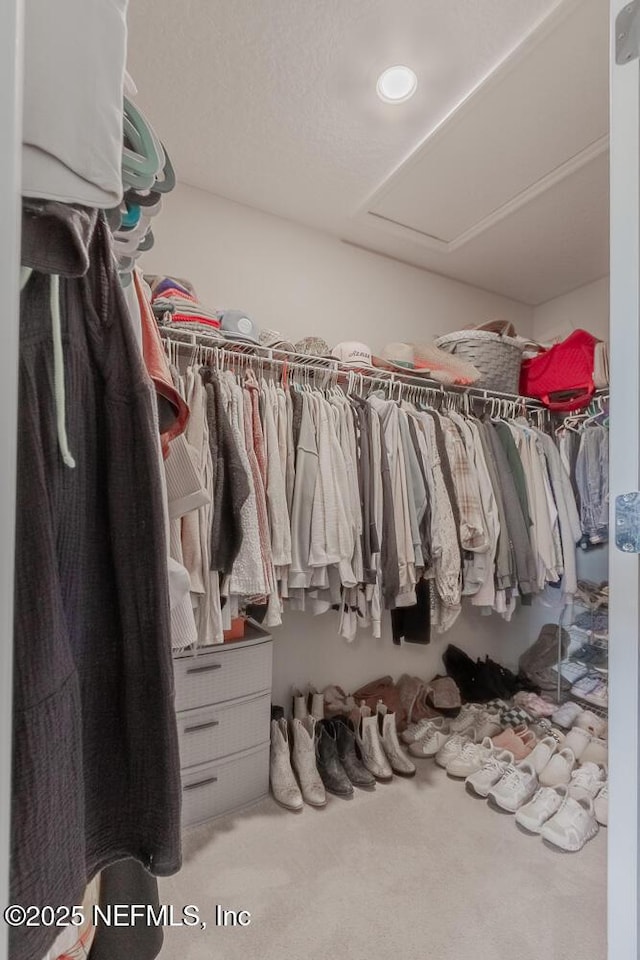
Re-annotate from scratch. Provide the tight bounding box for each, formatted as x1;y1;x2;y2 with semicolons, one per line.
269;698;417;812
404;702;607;852
269;679;608;848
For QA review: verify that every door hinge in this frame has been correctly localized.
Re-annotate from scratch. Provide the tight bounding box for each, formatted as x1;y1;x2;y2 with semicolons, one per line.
615;493;640;551
616;0;640;64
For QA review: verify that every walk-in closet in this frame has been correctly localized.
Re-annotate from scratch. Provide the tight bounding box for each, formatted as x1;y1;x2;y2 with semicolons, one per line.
4;1;639;959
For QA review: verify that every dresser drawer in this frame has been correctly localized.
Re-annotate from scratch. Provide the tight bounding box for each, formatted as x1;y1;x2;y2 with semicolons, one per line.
177;693;270;768
181;744;269;827
174;640;272;711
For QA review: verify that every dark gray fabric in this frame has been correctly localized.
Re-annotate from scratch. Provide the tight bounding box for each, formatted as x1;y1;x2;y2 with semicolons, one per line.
12;205;181;960
90;861;163;960
370;404;400;608
407;417;433;569
475;420;514;591
202;374;250;574
485;423;537;599
494;421;532;529
353;399;376;585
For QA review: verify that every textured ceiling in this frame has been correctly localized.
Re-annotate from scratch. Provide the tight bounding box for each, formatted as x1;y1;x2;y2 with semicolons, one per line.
127;0;608;305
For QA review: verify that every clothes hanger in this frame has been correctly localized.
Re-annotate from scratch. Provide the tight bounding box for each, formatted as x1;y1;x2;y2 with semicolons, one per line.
122;98;165;189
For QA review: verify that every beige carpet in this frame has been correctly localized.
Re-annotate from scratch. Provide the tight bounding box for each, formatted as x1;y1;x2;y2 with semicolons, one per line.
160;762;607;960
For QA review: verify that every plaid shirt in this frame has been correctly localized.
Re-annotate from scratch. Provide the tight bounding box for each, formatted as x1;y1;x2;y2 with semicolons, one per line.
440;416;488;552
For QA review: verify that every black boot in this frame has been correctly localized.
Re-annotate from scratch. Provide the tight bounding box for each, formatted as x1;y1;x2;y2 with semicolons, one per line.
333;716;376;788
315;721;354;798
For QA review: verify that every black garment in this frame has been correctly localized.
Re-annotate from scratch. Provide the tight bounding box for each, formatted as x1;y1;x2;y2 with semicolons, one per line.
90;861;164;960
13;203;182;960
391;577;431;644
202;374;250;575
353;399;377;585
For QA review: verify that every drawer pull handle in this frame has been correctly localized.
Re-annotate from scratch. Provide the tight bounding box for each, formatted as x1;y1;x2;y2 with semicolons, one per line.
184;776;218;791
185;720;219;734
186;663;222;674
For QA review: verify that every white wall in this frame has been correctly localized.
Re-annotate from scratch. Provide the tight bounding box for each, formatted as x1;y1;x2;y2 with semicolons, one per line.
144;183;533;349
533;276;609;343
144;183;576;706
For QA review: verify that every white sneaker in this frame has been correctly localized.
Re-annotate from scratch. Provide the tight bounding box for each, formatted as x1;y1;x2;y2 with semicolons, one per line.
539;747;577;787
573;710;607;737
563;726;591;760
408;722;451;758
473;711;503;740
515;784;567;833
568;762;606;802
401;716;445;745
488;761;538;812
594;782;608;826
465;749;515;797
446;737;494;778
435;730;475;769
580;737;608;766
450;704;481;734
527;736;558;775
541;794;599;851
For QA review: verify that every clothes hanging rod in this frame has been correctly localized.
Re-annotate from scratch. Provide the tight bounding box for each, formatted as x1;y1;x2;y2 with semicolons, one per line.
159;327;573;410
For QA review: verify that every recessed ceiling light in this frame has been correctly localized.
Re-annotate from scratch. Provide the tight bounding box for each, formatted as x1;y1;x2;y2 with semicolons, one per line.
376;65;417;103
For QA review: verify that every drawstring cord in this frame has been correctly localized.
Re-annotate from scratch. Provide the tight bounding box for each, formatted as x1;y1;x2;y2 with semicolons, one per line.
21;267;76;468
49;274;76;468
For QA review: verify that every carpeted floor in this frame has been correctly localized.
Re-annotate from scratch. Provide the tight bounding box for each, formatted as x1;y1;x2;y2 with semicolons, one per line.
159;762;607;960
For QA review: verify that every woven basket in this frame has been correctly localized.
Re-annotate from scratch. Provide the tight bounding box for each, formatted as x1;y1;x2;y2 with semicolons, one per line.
434;320;525;393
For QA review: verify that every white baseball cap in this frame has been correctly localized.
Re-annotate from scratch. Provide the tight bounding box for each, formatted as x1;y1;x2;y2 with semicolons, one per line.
331;341;374;368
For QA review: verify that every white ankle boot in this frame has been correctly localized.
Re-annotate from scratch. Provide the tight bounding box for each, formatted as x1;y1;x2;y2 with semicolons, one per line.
270;719;303;811
356;705;393;782
377;704;416;777
292;687;309;721
291;716;327;807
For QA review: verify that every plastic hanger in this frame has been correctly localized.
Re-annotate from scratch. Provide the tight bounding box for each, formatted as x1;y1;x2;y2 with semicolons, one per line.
122;98;165;191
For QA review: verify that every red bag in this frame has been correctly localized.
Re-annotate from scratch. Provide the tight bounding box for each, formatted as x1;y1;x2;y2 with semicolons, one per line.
519;329;599;411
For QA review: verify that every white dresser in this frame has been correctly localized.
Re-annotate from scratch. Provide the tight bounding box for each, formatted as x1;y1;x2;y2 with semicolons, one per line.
173;625;272;827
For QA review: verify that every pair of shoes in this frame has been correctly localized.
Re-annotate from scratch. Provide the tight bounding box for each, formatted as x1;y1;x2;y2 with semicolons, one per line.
271;712;382;808
571;674;603;700
491;724;537;762
538;792;600;851
487;761;538;812
552;701;583;729
466;749;515;796
538;747;577;787
573;709;607;737
568;762;606;802
515;782;601;847
513;691;556;718
292;686;324;721
435;729;482;769
315;718;375;798
270;717;325;811
562;725;608;765
445;736;495;778
355;703;416;780
406;719;452;758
